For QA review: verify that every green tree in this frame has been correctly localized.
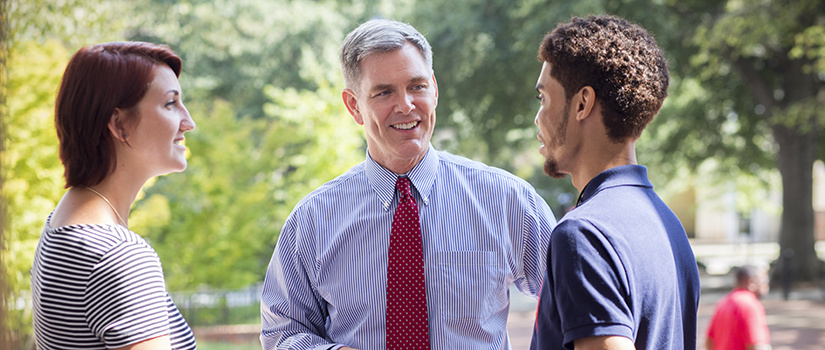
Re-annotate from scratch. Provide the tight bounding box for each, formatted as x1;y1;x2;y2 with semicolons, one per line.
641;0;825;283
115;0;410;290
3;0;128;344
132;81;364;290
1;0;9;345
409;0;599;166
3;38;69;349
406;0;611;211
410;0;825;283
122;0;358;120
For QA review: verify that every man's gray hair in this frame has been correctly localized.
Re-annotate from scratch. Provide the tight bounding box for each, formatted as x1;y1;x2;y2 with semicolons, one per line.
340;19;433;92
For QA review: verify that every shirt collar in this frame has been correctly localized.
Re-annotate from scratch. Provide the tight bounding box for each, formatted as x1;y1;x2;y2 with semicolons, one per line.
365;144;438;211
576;164;652;207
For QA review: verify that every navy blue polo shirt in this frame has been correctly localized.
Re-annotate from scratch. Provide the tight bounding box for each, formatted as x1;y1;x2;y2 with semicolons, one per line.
531;165;700;350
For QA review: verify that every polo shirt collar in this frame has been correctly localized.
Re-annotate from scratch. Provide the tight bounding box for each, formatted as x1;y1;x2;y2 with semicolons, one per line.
576;164;652;207
365;144;438;211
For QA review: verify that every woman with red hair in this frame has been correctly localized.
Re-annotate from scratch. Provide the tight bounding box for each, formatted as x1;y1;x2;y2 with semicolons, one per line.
31;41;197;350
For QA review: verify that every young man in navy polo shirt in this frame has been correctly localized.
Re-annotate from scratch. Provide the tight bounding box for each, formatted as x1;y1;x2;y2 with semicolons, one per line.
530;15;701;350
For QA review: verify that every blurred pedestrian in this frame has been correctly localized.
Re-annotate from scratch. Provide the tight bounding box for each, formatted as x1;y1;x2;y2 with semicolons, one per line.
706;265;771;350
31;41;197;350
529;15;701;349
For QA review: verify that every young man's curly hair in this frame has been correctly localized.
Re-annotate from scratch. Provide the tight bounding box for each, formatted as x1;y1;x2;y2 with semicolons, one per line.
538;15;669;142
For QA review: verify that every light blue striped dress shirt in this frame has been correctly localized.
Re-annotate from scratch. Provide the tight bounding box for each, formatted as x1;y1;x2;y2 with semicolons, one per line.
261;146;556;350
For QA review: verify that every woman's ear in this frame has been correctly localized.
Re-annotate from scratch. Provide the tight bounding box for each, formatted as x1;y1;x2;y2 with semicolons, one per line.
108;109;131;146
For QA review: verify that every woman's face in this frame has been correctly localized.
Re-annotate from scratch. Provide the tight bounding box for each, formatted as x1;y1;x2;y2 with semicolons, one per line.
125;65;195;176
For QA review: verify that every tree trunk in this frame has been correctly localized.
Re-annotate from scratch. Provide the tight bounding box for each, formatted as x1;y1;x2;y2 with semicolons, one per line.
734;52;823;285
773;123;821;284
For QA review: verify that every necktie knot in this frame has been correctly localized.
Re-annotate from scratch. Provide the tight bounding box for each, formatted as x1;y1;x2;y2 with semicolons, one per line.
396;177;413;202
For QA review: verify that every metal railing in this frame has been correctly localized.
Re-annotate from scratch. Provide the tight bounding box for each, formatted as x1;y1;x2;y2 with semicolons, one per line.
170;284;262;327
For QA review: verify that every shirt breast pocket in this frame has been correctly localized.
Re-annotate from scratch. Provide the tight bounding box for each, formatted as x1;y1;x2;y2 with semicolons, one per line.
432;251;504;320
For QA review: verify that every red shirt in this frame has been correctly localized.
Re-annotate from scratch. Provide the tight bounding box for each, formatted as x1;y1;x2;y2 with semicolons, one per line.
706;288;770;349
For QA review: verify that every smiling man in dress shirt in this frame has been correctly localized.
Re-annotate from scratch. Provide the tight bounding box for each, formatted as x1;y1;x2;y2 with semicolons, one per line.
260;19;557;350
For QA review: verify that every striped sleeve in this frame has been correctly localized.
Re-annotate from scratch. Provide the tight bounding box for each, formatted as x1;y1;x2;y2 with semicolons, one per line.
261;210;332;349
512;183;556;297
85;241;171;348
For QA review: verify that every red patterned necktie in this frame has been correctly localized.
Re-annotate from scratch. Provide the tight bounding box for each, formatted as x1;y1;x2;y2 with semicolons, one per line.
386;176;430;349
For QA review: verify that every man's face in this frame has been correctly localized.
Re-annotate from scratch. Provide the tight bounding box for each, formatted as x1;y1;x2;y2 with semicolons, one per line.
751;272;770;298
535;61;572;179
343;42;438;174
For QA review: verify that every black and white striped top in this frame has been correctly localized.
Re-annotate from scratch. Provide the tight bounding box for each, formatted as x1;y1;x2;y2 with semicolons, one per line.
31;214;196;349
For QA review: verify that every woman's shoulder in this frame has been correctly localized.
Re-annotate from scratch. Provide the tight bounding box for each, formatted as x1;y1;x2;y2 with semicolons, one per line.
43;216;153;260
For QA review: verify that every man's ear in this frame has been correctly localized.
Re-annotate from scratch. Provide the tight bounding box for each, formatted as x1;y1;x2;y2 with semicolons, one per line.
107;108;130;143
432;73;438;106
575;86;596;121
342;88;364;125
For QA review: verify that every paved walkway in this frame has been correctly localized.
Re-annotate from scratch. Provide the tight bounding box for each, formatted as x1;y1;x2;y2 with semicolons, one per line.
197;282;825;349
199;249;825;348
506;276;825;349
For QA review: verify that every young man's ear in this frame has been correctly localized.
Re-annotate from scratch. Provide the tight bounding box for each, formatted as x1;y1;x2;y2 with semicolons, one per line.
342;89;364;125
575;86;596;121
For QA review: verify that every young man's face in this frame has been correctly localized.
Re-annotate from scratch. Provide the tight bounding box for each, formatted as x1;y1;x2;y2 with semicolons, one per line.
535;61;573;179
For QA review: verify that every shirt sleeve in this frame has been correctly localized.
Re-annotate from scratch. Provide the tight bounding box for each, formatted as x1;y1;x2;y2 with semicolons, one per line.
742;298;770;346
549;218;634;348
512;185;556;297
84;242;171;348
260;210;335;350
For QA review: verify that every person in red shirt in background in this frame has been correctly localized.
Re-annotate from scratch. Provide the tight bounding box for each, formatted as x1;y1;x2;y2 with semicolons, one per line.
706;265;771;350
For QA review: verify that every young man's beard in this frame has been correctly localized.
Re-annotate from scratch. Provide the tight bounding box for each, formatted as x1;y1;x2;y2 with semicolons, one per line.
542;104;569;180
544;158;567;179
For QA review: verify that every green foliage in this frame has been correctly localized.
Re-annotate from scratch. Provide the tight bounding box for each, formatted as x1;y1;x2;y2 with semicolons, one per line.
6;0;823;341
0;0;8;345
117;0;391;290
123;0;354;120
408;0;605;169
2;0;368;342
791;25;825;74
3;0;128;341
133;80;363;291
3;38;69;341
396;0;610;210
646;0;824;280
7;0;128;47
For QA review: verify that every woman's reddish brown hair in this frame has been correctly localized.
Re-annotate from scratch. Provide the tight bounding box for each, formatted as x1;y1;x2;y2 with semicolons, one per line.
55;41;181;188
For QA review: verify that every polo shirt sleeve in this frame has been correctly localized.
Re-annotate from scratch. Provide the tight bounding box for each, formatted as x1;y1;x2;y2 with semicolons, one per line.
85;242;171;348
549;218;633;348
